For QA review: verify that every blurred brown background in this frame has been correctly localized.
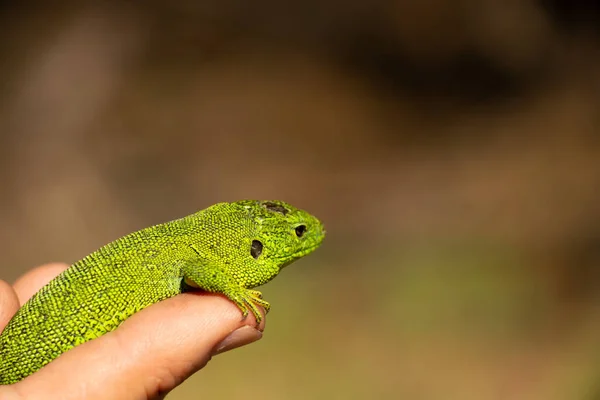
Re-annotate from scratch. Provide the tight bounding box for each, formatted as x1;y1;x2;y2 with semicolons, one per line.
1;1;600;398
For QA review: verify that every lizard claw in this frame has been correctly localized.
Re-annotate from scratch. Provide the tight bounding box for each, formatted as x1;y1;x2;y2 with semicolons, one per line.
247;289;263;299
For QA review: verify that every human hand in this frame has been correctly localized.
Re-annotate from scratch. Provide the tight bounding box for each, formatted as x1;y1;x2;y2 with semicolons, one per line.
0;263;265;400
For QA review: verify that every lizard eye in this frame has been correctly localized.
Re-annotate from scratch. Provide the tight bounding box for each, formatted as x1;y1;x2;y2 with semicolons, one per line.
295;225;307;238
251;240;263;259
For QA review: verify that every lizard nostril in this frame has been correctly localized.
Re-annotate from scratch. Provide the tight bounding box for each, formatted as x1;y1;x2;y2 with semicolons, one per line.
251;240;263;259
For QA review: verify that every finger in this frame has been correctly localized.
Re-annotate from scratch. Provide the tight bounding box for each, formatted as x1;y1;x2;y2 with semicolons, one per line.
13;263;69;305
10;292;266;400
0;280;20;331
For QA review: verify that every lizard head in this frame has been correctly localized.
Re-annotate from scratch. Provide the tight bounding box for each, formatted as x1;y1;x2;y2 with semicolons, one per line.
237;199;325;285
191;200;325;289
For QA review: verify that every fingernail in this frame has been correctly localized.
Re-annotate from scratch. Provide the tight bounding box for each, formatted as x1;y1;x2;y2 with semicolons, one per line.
213;326;263;355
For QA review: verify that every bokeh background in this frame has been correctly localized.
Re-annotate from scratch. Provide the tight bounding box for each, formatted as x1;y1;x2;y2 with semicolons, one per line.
1;1;600;398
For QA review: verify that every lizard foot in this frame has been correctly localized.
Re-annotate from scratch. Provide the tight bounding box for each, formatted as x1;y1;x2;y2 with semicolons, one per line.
247;290;270;314
231;289;270;325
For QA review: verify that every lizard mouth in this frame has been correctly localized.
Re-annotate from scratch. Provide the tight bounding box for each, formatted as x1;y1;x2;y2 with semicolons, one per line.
278;242;323;269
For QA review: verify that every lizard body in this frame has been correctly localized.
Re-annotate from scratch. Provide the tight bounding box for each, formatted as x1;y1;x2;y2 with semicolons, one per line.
0;200;324;384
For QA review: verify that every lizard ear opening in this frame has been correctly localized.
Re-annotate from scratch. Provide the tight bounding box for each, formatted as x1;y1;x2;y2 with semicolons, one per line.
251;240;263;259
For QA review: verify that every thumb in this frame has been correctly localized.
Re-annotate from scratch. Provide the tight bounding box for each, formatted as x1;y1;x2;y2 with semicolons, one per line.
4;293;265;400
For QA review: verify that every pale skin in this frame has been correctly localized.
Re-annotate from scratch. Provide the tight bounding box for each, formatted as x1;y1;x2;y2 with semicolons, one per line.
0;263;265;400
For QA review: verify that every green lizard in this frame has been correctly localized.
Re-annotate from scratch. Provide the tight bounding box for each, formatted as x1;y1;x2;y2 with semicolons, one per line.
0;200;324;385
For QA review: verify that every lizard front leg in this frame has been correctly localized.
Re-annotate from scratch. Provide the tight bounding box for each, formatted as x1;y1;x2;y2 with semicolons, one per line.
181;259;270;324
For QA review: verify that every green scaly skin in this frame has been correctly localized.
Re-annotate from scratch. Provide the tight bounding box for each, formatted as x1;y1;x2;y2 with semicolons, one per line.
0;200;325;384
